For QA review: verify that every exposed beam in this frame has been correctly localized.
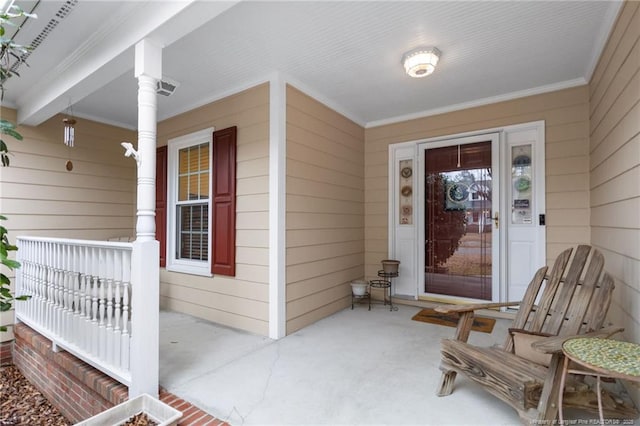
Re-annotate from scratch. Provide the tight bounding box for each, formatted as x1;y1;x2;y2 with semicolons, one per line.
17;0;238;126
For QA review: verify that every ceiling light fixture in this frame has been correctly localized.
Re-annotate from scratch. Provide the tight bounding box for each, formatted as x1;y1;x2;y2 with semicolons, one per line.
402;47;441;78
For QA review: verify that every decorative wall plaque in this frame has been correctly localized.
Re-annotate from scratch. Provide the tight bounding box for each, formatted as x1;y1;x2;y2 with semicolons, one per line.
399;159;413;225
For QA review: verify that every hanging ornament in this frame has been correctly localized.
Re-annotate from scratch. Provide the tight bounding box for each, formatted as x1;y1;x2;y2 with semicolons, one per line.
63;102;76;171
63;117;76;147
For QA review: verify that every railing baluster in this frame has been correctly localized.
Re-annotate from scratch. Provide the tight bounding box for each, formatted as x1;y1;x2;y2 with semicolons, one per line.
106;279;113;364
53;243;59;336
14;237;134;386
83;273;92;352
121;278;130;371
98;278;106;359
113;277;122;369
47;242;55;333
91;275;99;356
72;245;80;345
62;244;70;338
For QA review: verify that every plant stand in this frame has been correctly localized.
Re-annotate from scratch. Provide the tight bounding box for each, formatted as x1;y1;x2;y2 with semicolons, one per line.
351;291;371;310
371;273;398;312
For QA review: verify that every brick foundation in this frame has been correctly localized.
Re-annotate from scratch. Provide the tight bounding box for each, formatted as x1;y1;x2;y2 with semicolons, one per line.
13;323;128;422
11;323;229;425
0;339;12;366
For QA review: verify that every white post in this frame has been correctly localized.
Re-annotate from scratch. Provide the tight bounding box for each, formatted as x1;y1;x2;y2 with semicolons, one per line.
130;38;161;398
268;74;286;339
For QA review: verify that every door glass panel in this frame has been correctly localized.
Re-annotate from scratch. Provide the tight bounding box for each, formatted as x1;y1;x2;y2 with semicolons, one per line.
511;144;533;224
425;141;493;300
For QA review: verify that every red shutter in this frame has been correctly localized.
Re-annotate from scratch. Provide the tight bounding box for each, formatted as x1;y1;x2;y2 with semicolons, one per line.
156;146;168;267
212;126;237;276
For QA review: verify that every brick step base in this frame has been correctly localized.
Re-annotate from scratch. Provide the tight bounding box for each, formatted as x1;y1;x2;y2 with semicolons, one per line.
9;323;228;426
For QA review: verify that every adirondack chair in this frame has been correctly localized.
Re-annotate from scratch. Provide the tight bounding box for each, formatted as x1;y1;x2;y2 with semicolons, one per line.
435;245;638;424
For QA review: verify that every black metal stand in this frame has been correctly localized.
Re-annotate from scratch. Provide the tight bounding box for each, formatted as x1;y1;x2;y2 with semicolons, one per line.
372;270;399;311
351;290;371;310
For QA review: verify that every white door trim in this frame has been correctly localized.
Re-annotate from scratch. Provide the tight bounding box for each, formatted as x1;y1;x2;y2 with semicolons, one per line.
387;120;546;304
417;132;501;302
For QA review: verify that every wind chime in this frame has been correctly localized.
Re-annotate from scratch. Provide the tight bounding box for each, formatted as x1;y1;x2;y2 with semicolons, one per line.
63;107;76;171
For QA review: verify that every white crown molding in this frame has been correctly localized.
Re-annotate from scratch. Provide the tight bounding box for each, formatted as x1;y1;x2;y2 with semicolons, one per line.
584;0;624;82
157;75;272;124
159;71;369;129
72;110;137;131
365;78;588;129
281;73;367;128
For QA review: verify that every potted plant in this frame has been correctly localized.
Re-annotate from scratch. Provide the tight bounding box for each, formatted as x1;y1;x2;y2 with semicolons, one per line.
381;259;400;274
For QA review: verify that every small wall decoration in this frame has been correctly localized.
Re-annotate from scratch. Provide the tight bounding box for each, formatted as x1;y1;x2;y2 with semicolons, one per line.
445;182;469;210
514;175;531;192
399;159;413;225
511;144;533;224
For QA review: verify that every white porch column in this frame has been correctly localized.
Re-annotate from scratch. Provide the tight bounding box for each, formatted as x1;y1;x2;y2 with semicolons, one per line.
269;74;286;339
130;39;161;398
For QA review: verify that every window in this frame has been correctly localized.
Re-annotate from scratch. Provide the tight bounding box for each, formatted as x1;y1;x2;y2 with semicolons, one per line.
167;129;213;275
177;143;210;260
159;126;237;277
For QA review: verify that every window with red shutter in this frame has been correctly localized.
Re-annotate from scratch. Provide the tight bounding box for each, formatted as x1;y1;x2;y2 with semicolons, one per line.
211;126;237;276
161;126;236;277
156;146;167;267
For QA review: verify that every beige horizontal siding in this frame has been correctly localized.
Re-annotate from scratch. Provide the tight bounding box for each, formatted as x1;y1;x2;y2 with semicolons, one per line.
588;0;640;389
285;85;365;334
286;266;362;301
365;86;591;278
0;107;136;240
157;83;271;336
159;294;268;336
287;228;364;248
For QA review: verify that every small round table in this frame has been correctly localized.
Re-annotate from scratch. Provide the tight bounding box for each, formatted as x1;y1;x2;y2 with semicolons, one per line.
559;337;640;425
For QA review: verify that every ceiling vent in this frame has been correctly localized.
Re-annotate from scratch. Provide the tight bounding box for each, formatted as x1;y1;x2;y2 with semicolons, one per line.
156;77;179;97
10;0;79;72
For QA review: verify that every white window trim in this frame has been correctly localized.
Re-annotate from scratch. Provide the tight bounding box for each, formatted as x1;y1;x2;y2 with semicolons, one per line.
166;127;214;276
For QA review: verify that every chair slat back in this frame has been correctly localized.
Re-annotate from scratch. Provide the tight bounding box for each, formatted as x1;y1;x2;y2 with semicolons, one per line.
541;245;599;335
582;272;615;332
528;247;575;332
557;249;605;335
503;265;550;352
502;246;612;352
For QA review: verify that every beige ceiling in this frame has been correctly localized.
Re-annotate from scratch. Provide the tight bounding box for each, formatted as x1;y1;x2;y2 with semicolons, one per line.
2;1;622;129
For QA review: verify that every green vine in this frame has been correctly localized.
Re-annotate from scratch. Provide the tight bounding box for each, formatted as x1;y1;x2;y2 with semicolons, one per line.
0;4;35;332
1;215;29;331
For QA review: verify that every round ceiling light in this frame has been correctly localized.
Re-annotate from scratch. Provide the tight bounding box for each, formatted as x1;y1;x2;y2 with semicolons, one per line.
402;47;441;78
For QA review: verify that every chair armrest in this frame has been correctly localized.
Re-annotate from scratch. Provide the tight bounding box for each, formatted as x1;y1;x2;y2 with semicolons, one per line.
531;326;624;354
434;301;522;314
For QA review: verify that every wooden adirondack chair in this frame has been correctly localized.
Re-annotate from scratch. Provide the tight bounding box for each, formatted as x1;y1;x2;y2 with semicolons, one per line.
435;245;638;424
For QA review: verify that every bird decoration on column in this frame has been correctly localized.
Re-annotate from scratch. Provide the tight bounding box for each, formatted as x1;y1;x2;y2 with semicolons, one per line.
121;141;141;167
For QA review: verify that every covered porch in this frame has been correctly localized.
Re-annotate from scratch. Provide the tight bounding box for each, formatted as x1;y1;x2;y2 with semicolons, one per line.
2;0;639;423
159;304;517;425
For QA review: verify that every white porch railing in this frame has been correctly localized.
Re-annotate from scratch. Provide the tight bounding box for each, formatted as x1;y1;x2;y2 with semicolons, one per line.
15;236;133;386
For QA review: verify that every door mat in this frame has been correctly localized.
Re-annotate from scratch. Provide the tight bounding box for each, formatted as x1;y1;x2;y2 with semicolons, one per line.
411;308;496;334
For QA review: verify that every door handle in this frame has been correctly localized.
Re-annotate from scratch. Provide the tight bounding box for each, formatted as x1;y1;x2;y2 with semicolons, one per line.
493;212;499;229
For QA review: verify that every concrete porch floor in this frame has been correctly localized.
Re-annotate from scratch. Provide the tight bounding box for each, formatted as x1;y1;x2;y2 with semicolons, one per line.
159;305;521;425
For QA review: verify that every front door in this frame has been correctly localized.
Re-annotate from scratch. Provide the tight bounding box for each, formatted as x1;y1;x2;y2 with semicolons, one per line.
420;134;500;301
390;121;545;304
